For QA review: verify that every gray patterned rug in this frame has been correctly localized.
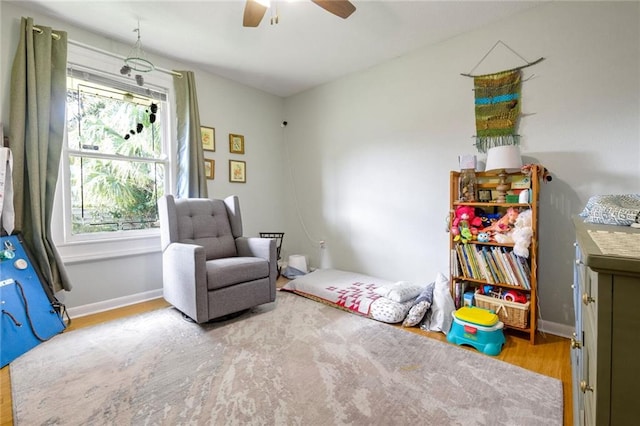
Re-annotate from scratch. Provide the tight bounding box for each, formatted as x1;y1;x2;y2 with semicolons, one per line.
11;291;562;425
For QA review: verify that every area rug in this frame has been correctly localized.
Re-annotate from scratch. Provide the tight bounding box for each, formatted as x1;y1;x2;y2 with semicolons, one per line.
11;291;562;425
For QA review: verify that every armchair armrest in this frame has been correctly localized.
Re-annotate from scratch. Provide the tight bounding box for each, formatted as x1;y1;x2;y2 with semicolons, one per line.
236;237;277;281
162;242;209;323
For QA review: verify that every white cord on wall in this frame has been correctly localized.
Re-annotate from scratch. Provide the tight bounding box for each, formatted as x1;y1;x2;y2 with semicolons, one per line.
281;123;325;250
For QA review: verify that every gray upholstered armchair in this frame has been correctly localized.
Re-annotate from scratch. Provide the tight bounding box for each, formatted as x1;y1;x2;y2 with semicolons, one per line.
158;195;277;323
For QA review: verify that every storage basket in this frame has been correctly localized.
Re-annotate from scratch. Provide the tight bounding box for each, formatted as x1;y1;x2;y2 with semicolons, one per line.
474;293;530;328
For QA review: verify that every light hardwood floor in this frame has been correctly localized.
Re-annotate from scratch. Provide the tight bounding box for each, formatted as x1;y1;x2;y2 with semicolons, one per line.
1;286;572;425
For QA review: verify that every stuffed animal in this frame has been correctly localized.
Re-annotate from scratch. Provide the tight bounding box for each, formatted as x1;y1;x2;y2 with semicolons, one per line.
478;211;501;229
451;206;482;244
512;209;533;258
477;232;490;243
521;163;552;183
481;207;519;236
503;290;528;304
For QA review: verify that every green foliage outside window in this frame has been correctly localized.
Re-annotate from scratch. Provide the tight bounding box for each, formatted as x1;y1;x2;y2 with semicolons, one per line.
66;79;165;234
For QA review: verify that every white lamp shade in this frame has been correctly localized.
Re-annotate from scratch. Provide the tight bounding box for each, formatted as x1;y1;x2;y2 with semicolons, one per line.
484;145;522;172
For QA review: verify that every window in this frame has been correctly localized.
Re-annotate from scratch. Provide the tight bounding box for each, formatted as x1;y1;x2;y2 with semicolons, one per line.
57;44;173;252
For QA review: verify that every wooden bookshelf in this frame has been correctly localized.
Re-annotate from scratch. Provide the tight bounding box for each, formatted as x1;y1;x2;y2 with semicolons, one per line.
449;166;540;344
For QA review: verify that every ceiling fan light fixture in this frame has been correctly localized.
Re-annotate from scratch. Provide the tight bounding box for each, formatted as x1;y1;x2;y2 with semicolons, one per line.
243;0;355;27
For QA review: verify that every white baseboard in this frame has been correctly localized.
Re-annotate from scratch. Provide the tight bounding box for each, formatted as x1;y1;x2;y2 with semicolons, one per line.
66;289;163;319
538;319;574;339
66;291;575;340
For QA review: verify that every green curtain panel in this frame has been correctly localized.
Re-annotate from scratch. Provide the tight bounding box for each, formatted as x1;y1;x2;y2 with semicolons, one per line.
9;17;72;293
174;71;208;198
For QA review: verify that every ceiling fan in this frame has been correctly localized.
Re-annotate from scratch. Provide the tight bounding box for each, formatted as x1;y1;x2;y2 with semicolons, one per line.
243;0;356;27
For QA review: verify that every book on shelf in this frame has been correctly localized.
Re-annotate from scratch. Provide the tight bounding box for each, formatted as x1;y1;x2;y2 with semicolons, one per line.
453;242;533;290
456;245;470;278
454;281;468;309
507;253;527;289
499;247;519;286
481;246;500;284
464;244;481;279
488;247;508;284
450;249;460;277
516;255;532;289
474;246;494;284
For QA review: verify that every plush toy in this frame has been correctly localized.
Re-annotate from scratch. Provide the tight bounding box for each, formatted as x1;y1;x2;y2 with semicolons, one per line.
481;207;519;236
477;232;490;243
478;211;501;229
451;206;482;244
511;209;533;258
521;163;552;183
503;290;528;304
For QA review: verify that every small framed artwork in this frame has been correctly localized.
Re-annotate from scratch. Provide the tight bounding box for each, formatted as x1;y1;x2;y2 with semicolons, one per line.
204;159;215;180
229;133;245;154
201;126;215;152
478;189;492;202
229;160;246;183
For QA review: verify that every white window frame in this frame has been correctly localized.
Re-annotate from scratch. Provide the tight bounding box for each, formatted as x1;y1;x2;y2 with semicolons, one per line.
52;42;176;263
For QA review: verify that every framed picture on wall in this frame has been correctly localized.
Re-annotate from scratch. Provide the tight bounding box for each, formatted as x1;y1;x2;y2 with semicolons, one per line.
204;159;215;179
201;126;215;152
229;133;245;154
229;160;246;183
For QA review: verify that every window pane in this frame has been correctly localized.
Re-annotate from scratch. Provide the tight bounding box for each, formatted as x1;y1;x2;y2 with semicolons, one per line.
69;156;165;234
65;70;168;237
67;80;162;158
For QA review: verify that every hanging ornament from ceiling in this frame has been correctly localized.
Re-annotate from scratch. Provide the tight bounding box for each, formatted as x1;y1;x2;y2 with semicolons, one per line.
120;22;154;87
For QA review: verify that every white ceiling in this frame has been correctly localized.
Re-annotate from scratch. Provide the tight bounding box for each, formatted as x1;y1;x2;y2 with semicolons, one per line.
11;0;543;97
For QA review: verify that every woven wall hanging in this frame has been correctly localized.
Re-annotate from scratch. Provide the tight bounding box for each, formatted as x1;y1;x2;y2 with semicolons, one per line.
473;69;521;153
461;41;544;153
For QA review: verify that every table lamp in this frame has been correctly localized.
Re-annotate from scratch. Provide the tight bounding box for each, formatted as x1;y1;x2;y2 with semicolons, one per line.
484;145;522;203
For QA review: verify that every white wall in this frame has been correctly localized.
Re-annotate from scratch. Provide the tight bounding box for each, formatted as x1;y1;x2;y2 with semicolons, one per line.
2;2;639;328
282;1;640;328
1;2;287;312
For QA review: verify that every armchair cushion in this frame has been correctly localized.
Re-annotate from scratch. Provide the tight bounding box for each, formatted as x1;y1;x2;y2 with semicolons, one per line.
174;197;237;259
206;257;269;290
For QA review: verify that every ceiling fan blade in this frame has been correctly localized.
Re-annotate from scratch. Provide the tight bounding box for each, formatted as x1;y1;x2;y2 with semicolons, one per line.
311;0;356;19
243;0;268;27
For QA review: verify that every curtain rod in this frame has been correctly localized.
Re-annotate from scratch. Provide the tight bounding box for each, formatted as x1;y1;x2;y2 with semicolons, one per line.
31;27;183;78
32;25;60;40
67;39;183;78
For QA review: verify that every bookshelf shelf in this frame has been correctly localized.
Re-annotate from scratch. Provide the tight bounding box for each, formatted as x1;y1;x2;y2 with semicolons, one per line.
449;166;541;344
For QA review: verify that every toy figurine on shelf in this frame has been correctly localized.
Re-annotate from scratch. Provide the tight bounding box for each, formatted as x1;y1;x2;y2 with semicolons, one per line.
451;206;482;244
481;207;519;241
521;163;552;183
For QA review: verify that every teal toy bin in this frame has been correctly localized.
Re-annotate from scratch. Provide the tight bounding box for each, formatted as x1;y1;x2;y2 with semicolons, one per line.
447;306;505;356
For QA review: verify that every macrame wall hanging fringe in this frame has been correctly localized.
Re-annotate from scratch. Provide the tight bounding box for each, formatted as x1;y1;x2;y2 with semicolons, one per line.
461;41;544;153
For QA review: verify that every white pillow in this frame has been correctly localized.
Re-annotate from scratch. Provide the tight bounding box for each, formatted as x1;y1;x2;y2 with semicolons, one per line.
374;281;423;303
402;300;431;327
420;273;455;334
369;298;414;323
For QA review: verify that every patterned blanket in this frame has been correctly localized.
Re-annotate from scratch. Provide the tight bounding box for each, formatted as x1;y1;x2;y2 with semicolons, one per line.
281;268;414;323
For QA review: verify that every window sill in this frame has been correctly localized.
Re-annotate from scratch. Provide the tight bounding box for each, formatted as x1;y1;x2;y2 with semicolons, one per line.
57;233;161;264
